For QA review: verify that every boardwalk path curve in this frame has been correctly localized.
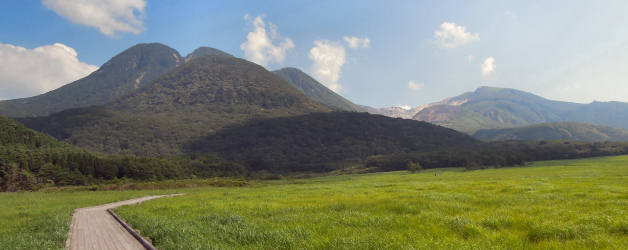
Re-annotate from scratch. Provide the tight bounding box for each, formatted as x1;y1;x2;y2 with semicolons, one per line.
66;194;181;250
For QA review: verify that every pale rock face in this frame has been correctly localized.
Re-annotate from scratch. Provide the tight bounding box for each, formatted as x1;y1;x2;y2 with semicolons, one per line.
134;72;146;89
367;97;469;120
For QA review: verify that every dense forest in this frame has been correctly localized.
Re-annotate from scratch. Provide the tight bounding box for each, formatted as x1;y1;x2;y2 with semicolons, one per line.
365;140;628;171
2;114;628;191
187;112;476;172
0;116;245;191
473;122;628;142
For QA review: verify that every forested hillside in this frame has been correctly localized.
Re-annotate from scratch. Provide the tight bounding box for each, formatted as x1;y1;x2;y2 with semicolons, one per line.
20;53;330;155
0;43;182;117
187;112;477;172
273;67;365;112
4;43;628;192
473;122;628;142
0;116;245;191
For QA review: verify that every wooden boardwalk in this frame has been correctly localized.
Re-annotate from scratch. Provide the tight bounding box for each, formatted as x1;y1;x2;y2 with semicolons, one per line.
66;195;180;250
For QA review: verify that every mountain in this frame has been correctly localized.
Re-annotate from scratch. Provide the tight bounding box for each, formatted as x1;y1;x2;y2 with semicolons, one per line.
273;67;365;112
187;112;477;172
360;106;419;119
185;46;233;62
15;48;482;172
367;86;628;133
0;43;182;117
20;52;331;156
473;122;628;142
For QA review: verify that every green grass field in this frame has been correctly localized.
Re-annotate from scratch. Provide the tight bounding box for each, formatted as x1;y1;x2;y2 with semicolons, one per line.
114;156;628;249
1;156;627;249
0;189;179;249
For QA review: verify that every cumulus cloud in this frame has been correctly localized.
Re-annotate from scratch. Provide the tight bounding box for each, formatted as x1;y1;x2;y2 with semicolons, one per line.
43;0;146;37
408;81;424;91
240;14;295;67
343;36;370;49
434;22;479;48
0;43;98;100
309;40;346;93
482;57;496;76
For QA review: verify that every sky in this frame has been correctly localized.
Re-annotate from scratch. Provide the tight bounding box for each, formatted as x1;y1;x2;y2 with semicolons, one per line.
2;0;628;108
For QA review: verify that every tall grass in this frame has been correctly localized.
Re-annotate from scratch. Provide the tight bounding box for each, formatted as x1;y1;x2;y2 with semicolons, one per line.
2;156;627;249
0;190;177;249
115;156;628;249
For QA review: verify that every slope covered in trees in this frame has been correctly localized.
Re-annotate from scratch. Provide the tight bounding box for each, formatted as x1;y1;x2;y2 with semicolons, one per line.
0;116;246;191
0;43;182;117
473;122;628;142
20;53;331;156
185;46;233;62
187;112;477;172
273;67;365;112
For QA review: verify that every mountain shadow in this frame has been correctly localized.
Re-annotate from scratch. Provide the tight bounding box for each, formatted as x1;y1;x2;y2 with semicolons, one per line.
186;112;477;173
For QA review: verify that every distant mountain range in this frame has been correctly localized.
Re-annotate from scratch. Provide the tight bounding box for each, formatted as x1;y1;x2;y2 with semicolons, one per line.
366;86;628;134
474;122;628;142
5;43;489;173
2;42;628;184
1;42;627;159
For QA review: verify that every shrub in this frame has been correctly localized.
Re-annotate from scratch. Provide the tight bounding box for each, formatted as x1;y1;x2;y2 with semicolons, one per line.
407;162;422;173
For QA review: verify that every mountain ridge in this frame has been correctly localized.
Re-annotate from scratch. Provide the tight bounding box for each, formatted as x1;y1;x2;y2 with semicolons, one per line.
0;43;182;117
20;50;331;156
366;86;628;133
273;67;365;112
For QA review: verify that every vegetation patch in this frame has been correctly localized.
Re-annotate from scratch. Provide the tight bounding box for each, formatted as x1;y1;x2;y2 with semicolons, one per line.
114;156;628;249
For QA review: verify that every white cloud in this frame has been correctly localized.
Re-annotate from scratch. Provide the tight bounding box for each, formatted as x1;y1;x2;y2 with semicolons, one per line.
408;81;424;91
43;0;146;37
343;36;370;49
309;40;346;93
434;22;479;48
0;43;98;100
482;57;496;77
240;14;295;67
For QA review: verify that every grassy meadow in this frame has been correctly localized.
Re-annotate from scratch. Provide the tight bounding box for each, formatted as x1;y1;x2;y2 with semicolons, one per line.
0;189;182;249
1;156;627;249
113;155;628;249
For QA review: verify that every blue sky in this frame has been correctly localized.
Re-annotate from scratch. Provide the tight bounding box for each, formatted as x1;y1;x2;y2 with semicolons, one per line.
2;1;628;108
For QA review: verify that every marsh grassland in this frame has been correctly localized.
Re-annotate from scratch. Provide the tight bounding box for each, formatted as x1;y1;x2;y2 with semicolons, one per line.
115;156;628;249
1;156;627;249
0;190;176;249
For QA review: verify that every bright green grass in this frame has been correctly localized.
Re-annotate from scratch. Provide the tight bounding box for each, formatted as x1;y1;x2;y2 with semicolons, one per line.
115;156;628;249
0;189;178;249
